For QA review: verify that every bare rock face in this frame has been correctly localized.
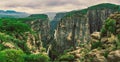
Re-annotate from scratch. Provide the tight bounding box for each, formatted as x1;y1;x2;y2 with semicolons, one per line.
50;4;120;61
91;32;101;43
54;14;90;53
107;50;120;62
54;9;115;54
87;9;115;34
26;32;43;54
2;42;16;49
25;15;51;54
26;19;51;47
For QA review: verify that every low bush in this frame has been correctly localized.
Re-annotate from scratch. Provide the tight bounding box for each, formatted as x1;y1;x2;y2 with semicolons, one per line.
104;19;116;34
59;54;75;61
24;53;50;62
91;41;102;49
0;49;25;62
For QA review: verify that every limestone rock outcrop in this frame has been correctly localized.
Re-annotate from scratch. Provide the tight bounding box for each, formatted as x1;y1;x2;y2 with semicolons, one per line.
86;13;120;62
54;14;89;53
88;9;115;34
107;50;120;62
26;18;51;48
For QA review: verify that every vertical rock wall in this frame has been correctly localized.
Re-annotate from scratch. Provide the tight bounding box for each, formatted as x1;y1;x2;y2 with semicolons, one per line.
87;9;114;34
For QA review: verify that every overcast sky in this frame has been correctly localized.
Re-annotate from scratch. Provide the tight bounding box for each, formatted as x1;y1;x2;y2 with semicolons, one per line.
0;0;120;14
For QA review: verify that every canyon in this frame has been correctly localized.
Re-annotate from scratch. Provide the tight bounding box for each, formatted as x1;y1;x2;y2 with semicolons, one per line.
0;3;120;62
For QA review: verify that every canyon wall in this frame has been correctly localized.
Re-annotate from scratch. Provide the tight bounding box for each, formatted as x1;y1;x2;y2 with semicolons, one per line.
88;9;115;34
53;13;90;53
52;8;118;54
25;14;51;53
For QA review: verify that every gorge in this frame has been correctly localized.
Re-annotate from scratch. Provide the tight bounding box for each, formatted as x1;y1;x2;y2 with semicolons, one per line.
0;3;120;62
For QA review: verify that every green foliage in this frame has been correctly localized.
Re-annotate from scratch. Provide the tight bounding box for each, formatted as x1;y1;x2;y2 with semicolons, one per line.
24;53;50;62
88;3;119;10
28;14;48;20
0;20;31;33
105;19;116;34
0;44;6;51
0;32;30;54
117;34;120;41
41;48;46;52
0;49;25;62
101;27;107;36
64;3;119;18
0;32;13;42
103;51;109;58
101;19;116;35
91;41;102;49
65;9;87;17
116;34;120;49
59;54;75;61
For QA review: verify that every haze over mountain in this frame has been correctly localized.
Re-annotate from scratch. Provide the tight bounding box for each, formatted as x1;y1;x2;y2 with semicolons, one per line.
0;10;29;18
45;12;56;20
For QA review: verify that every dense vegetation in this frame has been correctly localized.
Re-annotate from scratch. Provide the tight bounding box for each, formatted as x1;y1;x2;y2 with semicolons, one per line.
0;49;50;62
29;14;49;20
0;49;25;62
0;14;50;62
101;19;116;36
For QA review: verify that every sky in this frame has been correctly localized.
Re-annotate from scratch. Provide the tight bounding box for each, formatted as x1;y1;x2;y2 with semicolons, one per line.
0;0;120;14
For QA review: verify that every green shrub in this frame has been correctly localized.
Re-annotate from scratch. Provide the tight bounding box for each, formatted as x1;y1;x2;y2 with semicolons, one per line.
41;48;46;52
59;54;75;61
101;27;107;36
28;14;48;20
0;49;25;62
116;34;120;49
103;51;109;58
91;41;102;49
24;53;50;62
0;44;6;51
117;34;120;41
0;20;31;33
104;19;116;34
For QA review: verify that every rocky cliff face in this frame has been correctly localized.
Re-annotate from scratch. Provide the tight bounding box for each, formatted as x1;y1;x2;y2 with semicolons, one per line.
57;12;120;62
25;14;51;54
85;13;120;62
50;12;66;30
52;3;120;57
26;18;51;47
88;9;115;34
53;13;90;53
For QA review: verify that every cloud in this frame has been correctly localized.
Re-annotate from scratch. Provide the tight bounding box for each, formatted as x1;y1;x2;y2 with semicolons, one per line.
0;0;120;13
45;0;80;6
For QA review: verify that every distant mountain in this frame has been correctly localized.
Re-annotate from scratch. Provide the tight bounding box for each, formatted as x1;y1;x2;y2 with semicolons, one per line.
0;10;30;18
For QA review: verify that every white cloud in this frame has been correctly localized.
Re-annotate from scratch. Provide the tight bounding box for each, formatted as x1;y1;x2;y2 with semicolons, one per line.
0;0;120;14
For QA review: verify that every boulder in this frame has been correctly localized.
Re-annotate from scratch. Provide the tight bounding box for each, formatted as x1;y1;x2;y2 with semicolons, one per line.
107;50;120;62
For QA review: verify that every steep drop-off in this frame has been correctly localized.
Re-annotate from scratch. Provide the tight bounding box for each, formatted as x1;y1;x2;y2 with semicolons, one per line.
50;3;120;60
54;13;89;53
0;14;51;54
50;12;66;30
26;14;51;49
